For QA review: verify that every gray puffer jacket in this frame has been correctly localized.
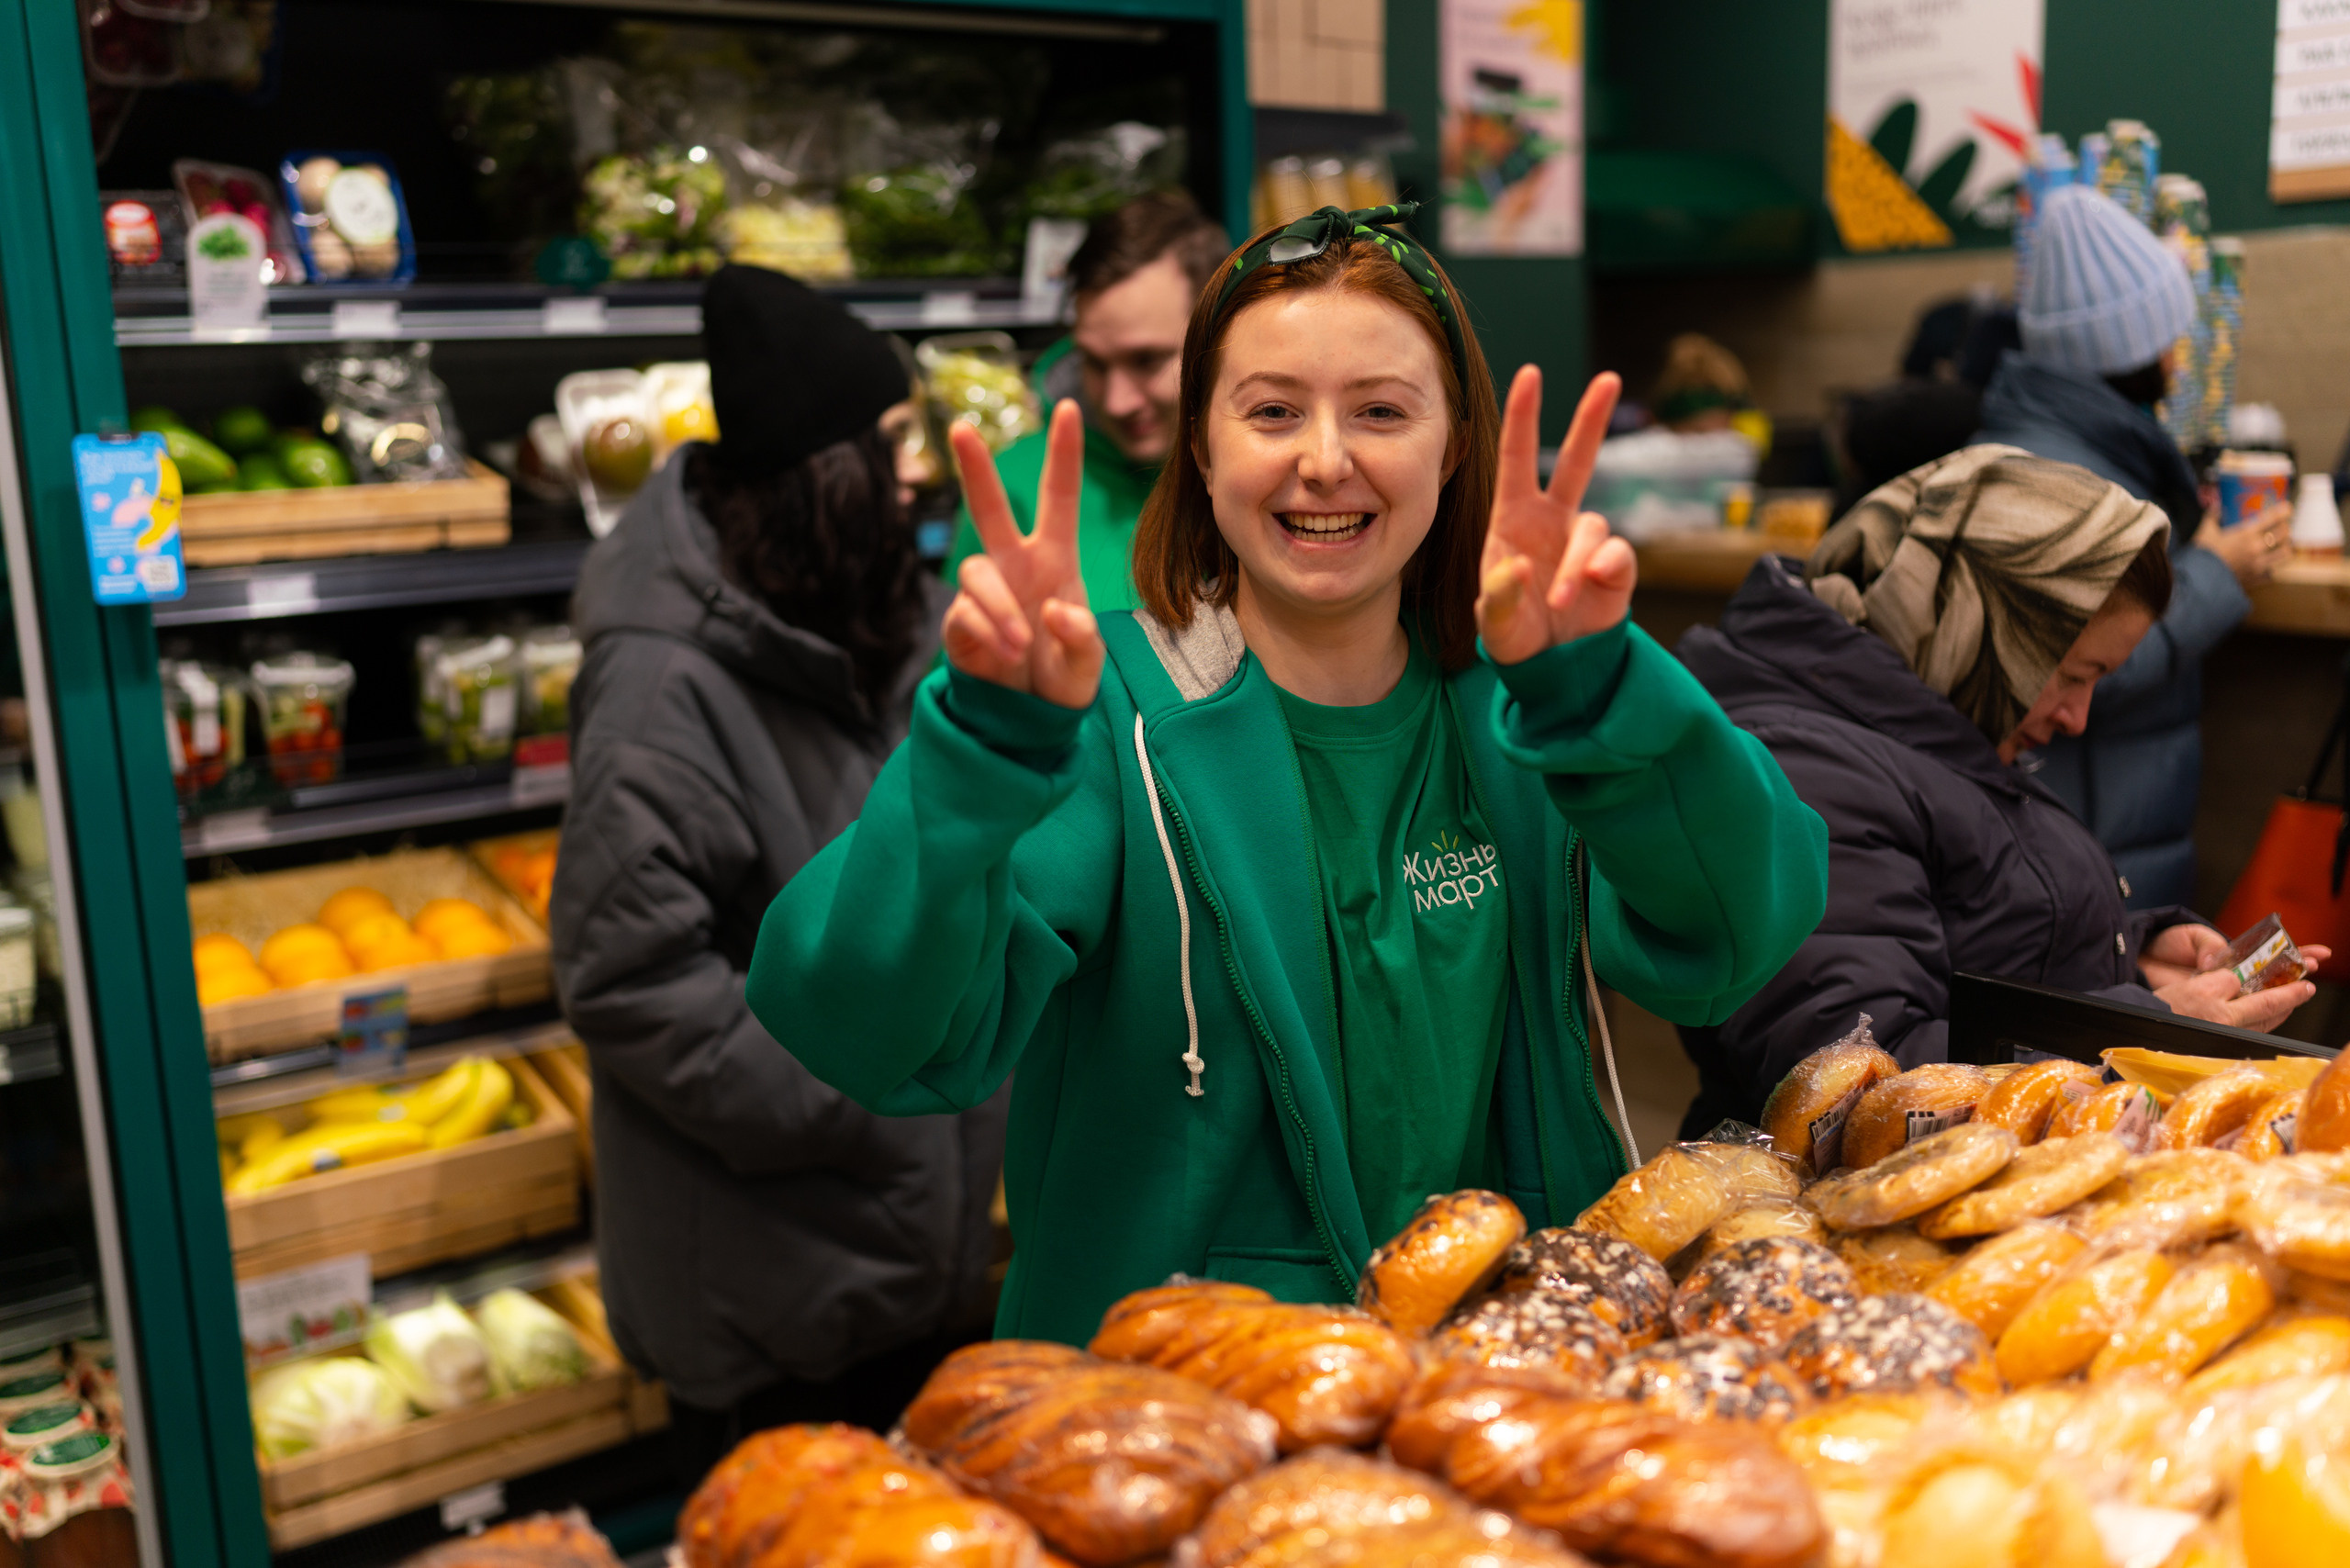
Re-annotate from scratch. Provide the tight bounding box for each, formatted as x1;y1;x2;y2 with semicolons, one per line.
551;448;1005;1409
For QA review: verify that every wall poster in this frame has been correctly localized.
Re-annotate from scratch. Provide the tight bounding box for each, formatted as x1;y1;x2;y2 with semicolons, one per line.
1827;0;2046;252
2273;0;2350;202
1438;0;1583;256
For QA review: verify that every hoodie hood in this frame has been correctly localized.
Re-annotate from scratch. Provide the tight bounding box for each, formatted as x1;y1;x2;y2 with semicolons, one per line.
570;444;944;731
1680;554;2038;800
1975;352;2200;533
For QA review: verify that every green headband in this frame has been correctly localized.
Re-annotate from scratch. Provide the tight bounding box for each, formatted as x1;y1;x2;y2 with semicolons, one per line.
1213;203;1471;391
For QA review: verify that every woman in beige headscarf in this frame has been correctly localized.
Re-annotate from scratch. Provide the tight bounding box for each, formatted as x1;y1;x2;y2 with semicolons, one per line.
1673;445;2325;1126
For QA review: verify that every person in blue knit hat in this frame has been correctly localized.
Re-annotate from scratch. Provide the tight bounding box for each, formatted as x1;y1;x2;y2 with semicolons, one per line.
1975;183;2291;913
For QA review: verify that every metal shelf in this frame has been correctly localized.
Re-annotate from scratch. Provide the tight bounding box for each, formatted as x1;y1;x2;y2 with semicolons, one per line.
182;765;568;857
212;1016;574;1112
154;539;592;628
0;1252;101;1364
0;1021;63;1087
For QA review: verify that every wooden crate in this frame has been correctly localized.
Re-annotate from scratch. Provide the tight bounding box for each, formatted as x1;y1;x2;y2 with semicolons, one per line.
191;846;552;1062
260;1289;630;1549
470;828;560;930
181;460;510;567
543;1273;667;1435
528;1040;595;1193
226;1055;578;1281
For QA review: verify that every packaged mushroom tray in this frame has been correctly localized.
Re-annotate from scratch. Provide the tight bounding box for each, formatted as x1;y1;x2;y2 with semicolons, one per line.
669;1030;2350;1568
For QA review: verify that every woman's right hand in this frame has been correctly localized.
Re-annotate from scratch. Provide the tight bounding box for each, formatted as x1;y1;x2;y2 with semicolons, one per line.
2195;505;2295;589
2154;966;2320;1033
945;399;1103;710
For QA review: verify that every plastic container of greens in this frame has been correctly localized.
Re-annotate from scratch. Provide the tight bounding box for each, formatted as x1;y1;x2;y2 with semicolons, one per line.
251;653;353;788
434;635;517;765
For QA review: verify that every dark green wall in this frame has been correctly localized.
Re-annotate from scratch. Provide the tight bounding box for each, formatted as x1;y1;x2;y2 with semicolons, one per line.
1386;0;1589;438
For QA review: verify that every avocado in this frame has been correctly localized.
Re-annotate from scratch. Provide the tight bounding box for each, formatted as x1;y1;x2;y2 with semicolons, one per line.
212;406;274;455
237;453;292;492
158;427;238;491
130;405;190;435
278;439;352;489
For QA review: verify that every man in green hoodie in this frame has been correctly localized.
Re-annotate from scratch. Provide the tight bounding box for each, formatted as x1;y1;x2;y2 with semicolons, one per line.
944;191;1228;610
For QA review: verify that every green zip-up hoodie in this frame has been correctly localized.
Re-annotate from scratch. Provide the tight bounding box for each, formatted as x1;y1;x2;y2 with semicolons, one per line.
747;604;1827;1347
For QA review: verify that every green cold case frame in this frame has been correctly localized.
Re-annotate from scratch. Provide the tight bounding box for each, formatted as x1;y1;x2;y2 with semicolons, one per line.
0;0;1251;1561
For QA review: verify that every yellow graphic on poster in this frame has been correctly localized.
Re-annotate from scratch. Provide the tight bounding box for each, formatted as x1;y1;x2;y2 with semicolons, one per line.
1441;0;1582;256
1825;116;1955;252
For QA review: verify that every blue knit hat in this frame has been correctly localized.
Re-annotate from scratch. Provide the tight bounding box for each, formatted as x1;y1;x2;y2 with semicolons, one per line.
2019;185;2195;375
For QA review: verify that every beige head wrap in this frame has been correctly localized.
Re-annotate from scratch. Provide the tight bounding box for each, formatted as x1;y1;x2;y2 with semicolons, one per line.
1806;445;2168;744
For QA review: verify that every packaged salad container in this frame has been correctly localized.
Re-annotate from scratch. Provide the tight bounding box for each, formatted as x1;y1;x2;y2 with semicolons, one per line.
251;653;354;787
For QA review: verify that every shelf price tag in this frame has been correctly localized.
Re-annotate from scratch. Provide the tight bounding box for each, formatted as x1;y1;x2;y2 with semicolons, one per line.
70;433;187;605
238;1252;373;1367
330;299;401;339
541;297;608;335
336;986;409;1079
919;291;979;326
441;1481;506;1535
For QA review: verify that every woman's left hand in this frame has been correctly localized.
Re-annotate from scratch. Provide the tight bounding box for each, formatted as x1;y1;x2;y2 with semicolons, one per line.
1476;367;1633;665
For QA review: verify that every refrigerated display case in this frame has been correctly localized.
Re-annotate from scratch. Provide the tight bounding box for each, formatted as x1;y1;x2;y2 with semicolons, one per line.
0;0;1249;1562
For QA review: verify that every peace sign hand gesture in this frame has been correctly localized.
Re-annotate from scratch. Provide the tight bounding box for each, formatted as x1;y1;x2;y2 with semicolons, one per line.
944;398;1103;710
1475;368;1634;666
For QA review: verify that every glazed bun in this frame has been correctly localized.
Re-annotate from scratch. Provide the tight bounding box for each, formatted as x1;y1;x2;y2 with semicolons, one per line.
2300;1051;2350;1153
1573;1146;1732;1260
1490;1227;1675;1348
1842;1064;1994;1171
1760;1031;1901;1173
1974;1059;2105;1145
1357;1190;1526;1337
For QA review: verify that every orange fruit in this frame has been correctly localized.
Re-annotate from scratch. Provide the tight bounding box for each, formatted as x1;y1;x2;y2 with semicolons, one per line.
196;964;273;1005
2243;1438;2350;1567
340;911;411;954
259;923;351;981
432;920;512;959
352;930;439;971
413;898;493;944
192;933;256;978
269;950;353;988
317;887;396;936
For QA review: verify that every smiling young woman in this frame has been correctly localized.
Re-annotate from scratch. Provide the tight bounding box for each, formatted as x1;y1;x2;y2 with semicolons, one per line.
746;207;1830;1345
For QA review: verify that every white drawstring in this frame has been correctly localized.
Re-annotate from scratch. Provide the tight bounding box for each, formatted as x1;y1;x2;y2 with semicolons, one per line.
1135;714;1204;1097
1578;845;1639;1167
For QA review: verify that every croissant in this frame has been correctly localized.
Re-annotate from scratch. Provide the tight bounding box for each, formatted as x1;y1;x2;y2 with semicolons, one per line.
1184;1448;1590;1568
903;1341;1277;1565
1090;1283;1416;1451
1386;1366;1826;1568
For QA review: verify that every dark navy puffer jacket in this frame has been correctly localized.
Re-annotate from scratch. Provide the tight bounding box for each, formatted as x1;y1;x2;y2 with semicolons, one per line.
1673;555;2195;1131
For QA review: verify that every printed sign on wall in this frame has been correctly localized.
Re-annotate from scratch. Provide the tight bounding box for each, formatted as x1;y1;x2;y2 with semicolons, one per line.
2273;0;2350;201
1827;0;2046;251
1439;0;1583;256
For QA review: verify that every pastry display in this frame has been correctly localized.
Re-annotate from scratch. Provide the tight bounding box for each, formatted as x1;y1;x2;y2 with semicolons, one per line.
1974;1058;2107;1144
1572;1146;1733;1260
1428;1291;1626;1386
1598;1332;1812;1424
2162;1064;2300;1150
1993;1247;2175;1386
1758;1019;1900;1172
2088;1242;2276;1382
901;1341;1276;1563
1181;1448;1583;1568
2044;1080;2165;1146
1781;1292;2001;1400
1089;1282;1416;1451
1841;1063;1996;1171
1667;1237;1860;1349
2071;1147;2251;1245
1914;1133;2128;1239
1356;1190;1526;1336
1836;1224;1960;1294
1488;1227;1675;1347
1808;1123;2020;1230
1925;1221;2089;1338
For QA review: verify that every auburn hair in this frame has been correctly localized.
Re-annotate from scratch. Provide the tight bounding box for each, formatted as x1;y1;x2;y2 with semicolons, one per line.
1130;225;1501;670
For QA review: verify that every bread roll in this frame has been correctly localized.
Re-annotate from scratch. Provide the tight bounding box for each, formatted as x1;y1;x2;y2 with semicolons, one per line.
2233;1090;2307;1160
1183;1448;1580;1568
1669;1237;1860;1349
2087;1243;2275;1383
1490;1227;1674;1348
1974;1059;2105;1145
1916;1134;2128;1239
1836;1224;1960;1294
1760;1030;1901;1172
1808;1122;2020;1231
1774;1391;1953;1489
1875;1451;2106;1568
1925;1222;2087;1338
411;1515;627;1568
2235;1159;2350;1282
1682;1140;1805;1204
2162;1064;2295;1150
2070;1147;2252;1246
1429;1292;1625;1387
1090;1284;1415;1452
1780;1292;2001;1402
2180;1312;2350;1398
1357;1190;1526;1337
1572;1146;1738;1262
901;1341;1275;1563
1699;1199;1830;1260
1843;1064;1994;1170
1383;1361;1591;1476
2300;1051;2350;1154
1992;1249;2174;1386
1599;1332;1812;1425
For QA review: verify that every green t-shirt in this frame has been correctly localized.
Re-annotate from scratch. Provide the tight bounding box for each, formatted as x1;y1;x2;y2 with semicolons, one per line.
1277;643;1514;1243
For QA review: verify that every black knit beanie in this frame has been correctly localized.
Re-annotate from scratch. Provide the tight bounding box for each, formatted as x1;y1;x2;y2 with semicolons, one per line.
701;263;909;477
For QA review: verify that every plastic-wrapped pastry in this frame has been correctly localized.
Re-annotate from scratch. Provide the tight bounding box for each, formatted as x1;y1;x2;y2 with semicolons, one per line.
1974;1059;2106;1145
1181;1447;1588;1568
2183;1312;2350;1398
1993;1248;2174;1386
902;1342;1276;1564
1682;1139;1805;1204
2237;1159;2350;1281
1836;1224;1960;1294
1781;1292;2002;1401
1091;1283;1416;1452
2044;1081;2165;1149
1698;1199;1831;1260
1356;1191;1526;1337
1925;1222;2088;1338
1404;1389;1829;1568
1599;1332;1812;1425
2089;1242;2277;1383
1808;1123;2020;1231
1383;1361;1589;1475
1428;1292;1625;1387
1915;1134;2128;1240
1775;1391;1952;1485
2162;1065;2296;1151
2233;1089;2306;1161
1488;1228;1674;1348
1759;1021;1901;1173
1669;1237;1860;1349
2070;1147;2251;1246
1572;1147;1732;1261
2301;1051;2350;1153
679;1424;1042;1568
2127;1372;2350;1515
1875;1449;2106;1568
1842;1064;1996;1171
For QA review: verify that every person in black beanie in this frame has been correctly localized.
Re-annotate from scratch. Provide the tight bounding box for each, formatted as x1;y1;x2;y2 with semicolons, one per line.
550;264;1007;1483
